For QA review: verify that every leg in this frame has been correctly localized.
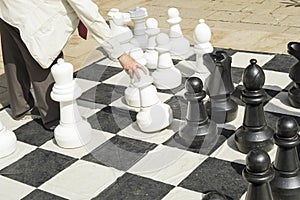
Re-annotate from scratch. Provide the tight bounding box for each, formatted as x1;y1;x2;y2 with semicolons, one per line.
0;19;34;119
0;19;61;128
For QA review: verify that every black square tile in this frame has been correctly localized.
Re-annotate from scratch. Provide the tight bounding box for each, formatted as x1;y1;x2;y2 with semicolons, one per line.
21;189;67;200
87;106;137;133
92;173;174;200
82;135;157;171
74;62;123;82
164;127;234;155
265;111;300;131
231;67;244;84
0;148;76;187
14;119;54;146
179;157;247;200
164;96;188;120
262;54;297;73
79;83;126;105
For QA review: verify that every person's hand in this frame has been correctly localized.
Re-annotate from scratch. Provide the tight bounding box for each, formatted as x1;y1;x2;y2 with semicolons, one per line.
118;53;147;80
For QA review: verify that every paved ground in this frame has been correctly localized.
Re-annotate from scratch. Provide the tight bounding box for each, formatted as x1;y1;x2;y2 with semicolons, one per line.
1;0;300;108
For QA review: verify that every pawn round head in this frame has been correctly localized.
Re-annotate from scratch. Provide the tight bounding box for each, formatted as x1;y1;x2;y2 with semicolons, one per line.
185;77;203;94
242;59;265;91
276;116;299;138
146;18;158;29
246;149;271;173
168;8;179;18
202;191;227;200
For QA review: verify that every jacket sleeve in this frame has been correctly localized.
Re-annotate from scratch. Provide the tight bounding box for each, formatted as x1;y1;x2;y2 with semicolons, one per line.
66;0;124;60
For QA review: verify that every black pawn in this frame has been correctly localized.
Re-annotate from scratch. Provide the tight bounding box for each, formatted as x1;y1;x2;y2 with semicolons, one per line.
234;59;274;153
202;191;227;200
178;77;218;153
205;51;238;123
270;116;300;200
243;149;275;200
287;42;300;108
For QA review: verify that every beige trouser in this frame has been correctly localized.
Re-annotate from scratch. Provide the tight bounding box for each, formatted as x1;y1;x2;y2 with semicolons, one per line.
0;19;61;126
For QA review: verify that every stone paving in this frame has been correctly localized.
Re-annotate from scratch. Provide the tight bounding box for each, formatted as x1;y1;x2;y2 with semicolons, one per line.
1;0;300;108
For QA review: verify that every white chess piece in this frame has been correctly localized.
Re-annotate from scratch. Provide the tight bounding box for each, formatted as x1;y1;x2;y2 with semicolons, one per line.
152;33;182;89
51;59;91;148
167;8;192;58
0;120;17;158
134;72;173;132
129;7;148;50
124;48;148;107
107;8;138;53
144;18;160;69
193;19;213;79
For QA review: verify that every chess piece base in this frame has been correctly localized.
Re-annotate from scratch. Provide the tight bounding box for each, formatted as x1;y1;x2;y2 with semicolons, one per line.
0;129;17;158
234;126;274;154
136;103;173;133
54;120;92;148
178;120;218;153
288;86;300;108
205;97;238;123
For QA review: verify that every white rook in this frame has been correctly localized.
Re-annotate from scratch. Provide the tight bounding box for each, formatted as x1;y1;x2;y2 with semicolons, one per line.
51;59;91;148
0;120;17;158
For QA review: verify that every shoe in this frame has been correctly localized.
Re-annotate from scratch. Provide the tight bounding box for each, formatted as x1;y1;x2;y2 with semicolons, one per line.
43;120;59;131
13;107;41;120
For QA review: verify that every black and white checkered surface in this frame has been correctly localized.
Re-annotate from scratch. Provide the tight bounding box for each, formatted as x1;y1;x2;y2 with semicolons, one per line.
0;47;300;200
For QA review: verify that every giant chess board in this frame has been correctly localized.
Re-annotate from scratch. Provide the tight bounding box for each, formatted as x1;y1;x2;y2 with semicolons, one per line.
0;47;299;200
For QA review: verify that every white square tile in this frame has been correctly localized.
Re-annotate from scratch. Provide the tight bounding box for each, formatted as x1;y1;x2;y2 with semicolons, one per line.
97;57;122;68
39;160;124;200
0;175;35;199
162;187;203;200
118;119;183;144
102;71;130;86
264;92;300;117
40;129;114;159
231;52;274;68
210;134;278;165
0;108;33;131
128;145;208;186
109;92;173;112
77;105;101;120
263;70;290;91
0;142;36;170
75;78;100;93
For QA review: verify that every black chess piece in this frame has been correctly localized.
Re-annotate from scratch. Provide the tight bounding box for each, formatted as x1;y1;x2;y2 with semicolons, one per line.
234;59;274;153
202;191;227;200
177;77;218;153
270;116;300;200
287;42;300;108
205;51;238;123
243;149;275;200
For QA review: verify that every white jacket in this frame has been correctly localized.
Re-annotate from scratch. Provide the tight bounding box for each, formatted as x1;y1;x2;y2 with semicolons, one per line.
0;0;124;68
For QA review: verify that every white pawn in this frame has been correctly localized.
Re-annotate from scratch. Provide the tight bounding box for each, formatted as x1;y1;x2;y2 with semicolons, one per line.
124;48;149;107
129;7;148;50
152;33;182;89
144;18;160;69
0;120;17;158
167;8;192;58
193;19;213;79
107;8;138;53
51;59;91;148
134;71;173;132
